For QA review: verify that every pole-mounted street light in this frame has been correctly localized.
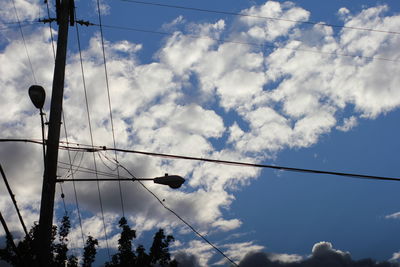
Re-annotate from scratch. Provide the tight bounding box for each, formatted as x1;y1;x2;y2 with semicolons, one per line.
28;85;46;163
57;173;186;189
28;85;46;110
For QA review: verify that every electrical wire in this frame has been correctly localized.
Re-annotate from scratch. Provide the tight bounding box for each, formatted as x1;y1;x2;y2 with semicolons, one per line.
0;164;29;237
58;163;130;179
58;183;68;215
75;14;111;259
61;111;86;246
105;147;400;182
115;162;239;267
0;21;39;31
96;0;126;217
0;211;20;261
120;0;400;35
97;23;400;63
62;151;85;179
45;0;56;59
97;151;118;172
1;139;399;182
9;0;37;83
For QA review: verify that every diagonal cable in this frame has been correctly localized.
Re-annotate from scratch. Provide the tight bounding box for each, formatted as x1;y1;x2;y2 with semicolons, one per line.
61;112;86;247
45;0;56;59
0;164;29;237
75;18;111;259
115;162;239;266
10;0;37;83
95;0;126;218
120;0;400;35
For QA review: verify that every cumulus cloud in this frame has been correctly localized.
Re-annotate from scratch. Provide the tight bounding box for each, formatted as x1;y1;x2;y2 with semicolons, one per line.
336;116;358;131
385;212;400;220
237;242;400;267
1;0;400;265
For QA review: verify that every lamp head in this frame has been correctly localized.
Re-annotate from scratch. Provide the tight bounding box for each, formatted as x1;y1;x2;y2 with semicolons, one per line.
28;85;46;109
153;174;185;189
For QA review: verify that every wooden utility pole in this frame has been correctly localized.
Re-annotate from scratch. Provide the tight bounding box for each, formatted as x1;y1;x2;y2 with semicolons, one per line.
38;0;73;265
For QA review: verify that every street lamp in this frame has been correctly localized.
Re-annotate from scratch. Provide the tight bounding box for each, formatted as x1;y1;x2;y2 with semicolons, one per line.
28;85;46;109
57;173;186;189
28;85;46;163
153;174;185;189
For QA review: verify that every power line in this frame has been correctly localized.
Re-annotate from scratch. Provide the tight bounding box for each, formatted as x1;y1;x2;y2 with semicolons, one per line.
97;23;400;63
0;21;39;31
95;0;126;217
63;143;400;182
9;0;37;83
59;151;85;179
104;147;400;182
114;161;239;267
119;0;400;35
0;211;21;262
44;2;86;247
75;12;111;259
55;6;86;247
97;151;118;172
45;0;56;59
61;112;85;246
0;163;29;237
1;139;399;182
58;183;68;215
58;161;130;179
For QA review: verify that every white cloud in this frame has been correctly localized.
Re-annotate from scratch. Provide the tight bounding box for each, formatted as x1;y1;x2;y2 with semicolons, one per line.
385;212;400;220
216;241;265;265
173;240;214;267
239;1;310;42
336;116;358;131
2;1;400;265
92;0;111;16
391;251;400;261
0;0;42;22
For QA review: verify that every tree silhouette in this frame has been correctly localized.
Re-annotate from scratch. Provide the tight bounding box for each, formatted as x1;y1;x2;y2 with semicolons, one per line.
82;236;99;267
149;229;176;266
105;217;178;267
1;216;179;267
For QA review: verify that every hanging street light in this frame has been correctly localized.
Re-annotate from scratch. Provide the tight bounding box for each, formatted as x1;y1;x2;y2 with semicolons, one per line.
57;173;186;189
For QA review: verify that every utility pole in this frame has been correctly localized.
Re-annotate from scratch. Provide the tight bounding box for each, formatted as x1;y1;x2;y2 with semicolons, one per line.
38;0;73;265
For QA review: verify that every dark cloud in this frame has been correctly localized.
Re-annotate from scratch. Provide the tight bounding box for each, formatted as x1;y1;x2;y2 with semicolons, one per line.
238;242;400;267
173;252;201;267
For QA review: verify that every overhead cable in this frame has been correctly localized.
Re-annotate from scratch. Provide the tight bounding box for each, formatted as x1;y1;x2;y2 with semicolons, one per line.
105;147;400;182
1;139;399;182
45;0;56;59
115;161;239;267
0;163;29;237
98;23;400;63
0;211;20;261
96;0;126;218
9;0;37;83
119;0;400;35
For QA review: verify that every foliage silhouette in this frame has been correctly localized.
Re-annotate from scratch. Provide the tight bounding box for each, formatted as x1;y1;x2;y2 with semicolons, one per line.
105;217;178;267
0;216;178;267
82;236;99;267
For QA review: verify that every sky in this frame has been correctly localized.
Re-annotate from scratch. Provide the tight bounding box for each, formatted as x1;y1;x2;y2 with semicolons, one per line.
1;0;400;266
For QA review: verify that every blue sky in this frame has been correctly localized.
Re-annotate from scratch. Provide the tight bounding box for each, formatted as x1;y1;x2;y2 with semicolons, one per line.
1;0;400;266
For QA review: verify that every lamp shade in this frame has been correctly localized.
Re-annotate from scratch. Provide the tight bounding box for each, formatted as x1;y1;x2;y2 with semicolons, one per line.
28;85;46;109
153;174;185;189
